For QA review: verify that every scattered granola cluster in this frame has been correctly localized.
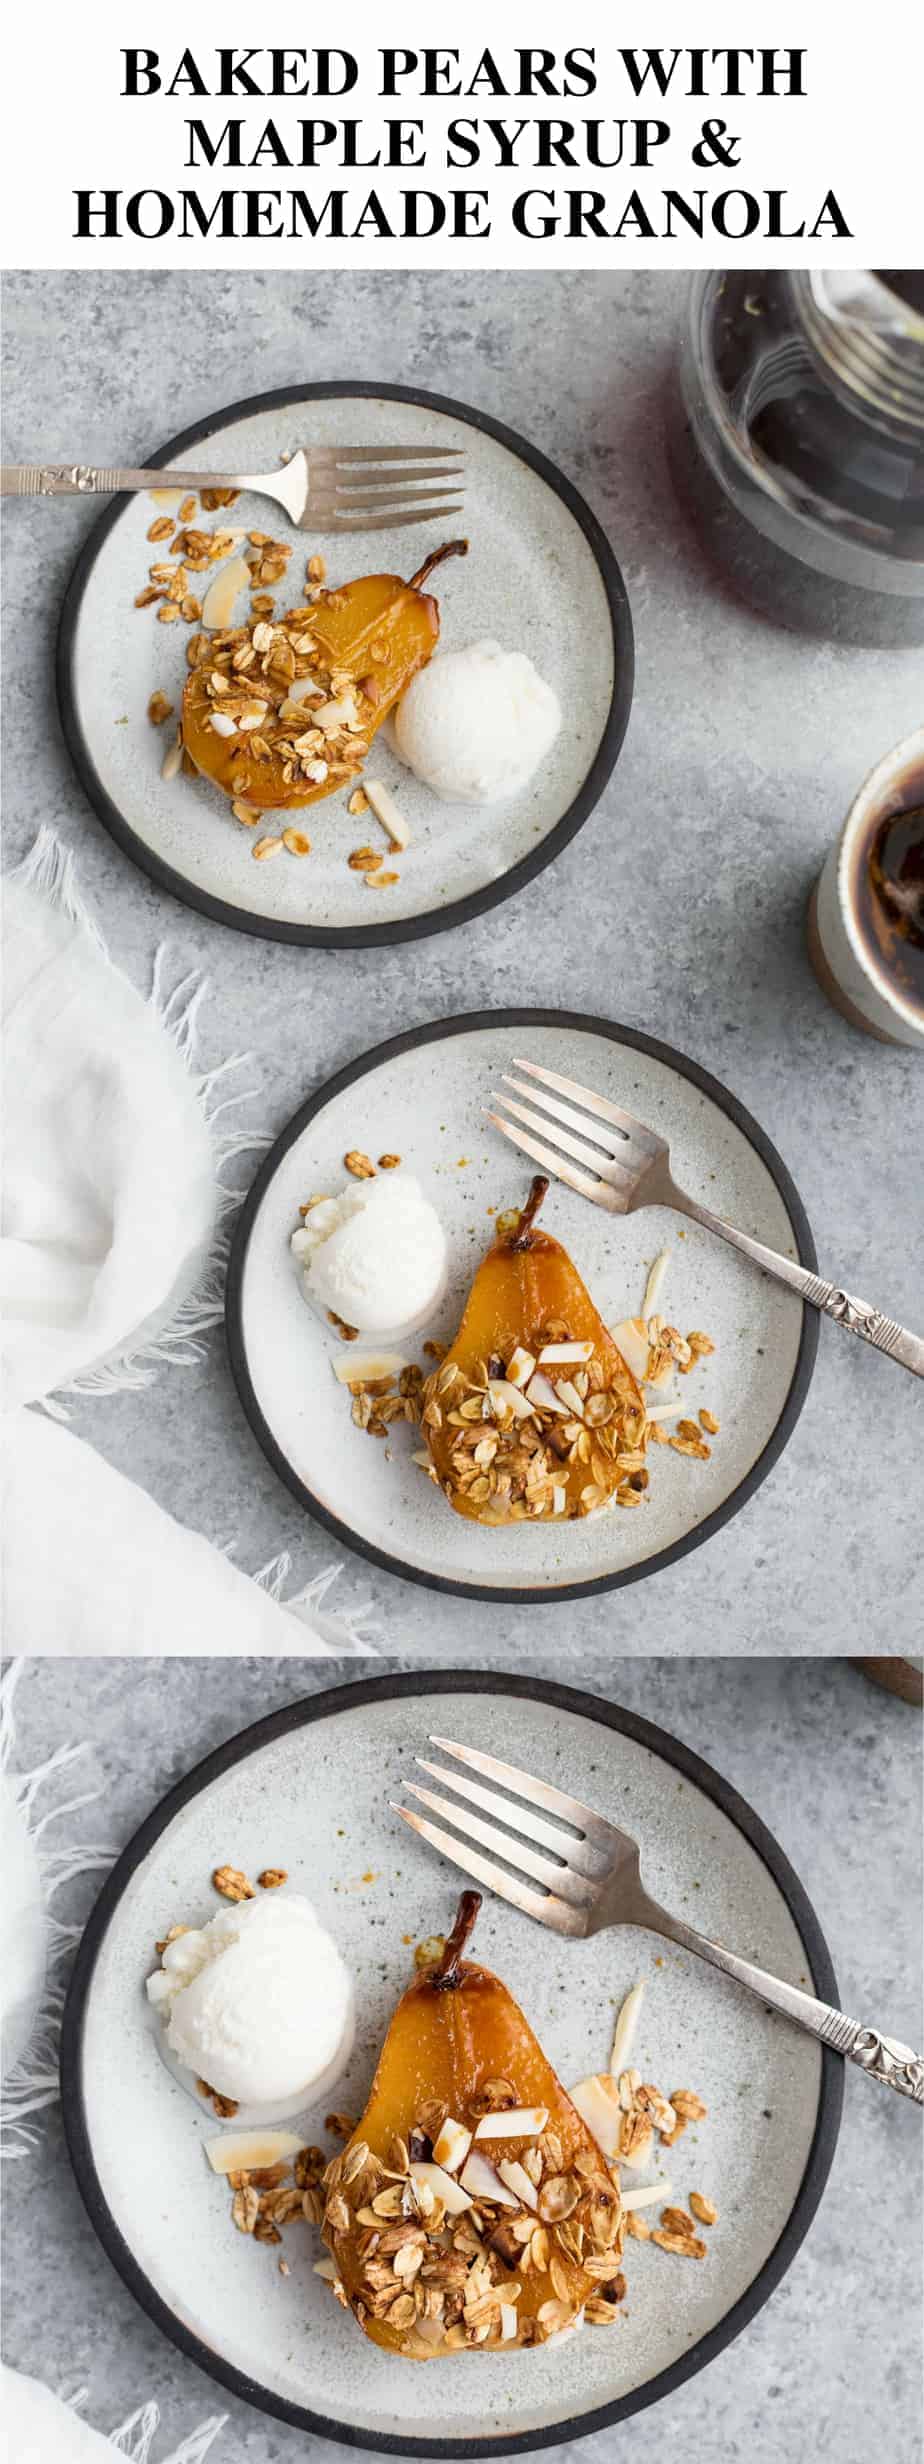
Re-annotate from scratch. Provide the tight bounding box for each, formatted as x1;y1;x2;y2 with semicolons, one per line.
136;498;242;625
321;2084;624;2355
419;1331;649;1523
185;601;372;792
329;1308;720;1509
141;503;411;888
230;2140;328;2249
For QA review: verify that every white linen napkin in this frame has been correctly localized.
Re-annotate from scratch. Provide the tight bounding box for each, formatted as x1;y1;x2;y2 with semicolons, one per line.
1;2369;226;2464
0;833;376;1657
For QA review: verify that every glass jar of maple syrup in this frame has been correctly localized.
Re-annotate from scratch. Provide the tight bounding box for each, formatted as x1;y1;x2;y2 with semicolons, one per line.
674;271;924;642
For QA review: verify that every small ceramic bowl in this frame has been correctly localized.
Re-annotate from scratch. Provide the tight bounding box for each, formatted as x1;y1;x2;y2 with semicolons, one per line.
808;725;924;1047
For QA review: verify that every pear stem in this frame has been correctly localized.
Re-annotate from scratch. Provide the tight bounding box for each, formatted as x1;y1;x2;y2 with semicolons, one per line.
432;1890;482;1989
509;1175;549;1250
408;538;469;593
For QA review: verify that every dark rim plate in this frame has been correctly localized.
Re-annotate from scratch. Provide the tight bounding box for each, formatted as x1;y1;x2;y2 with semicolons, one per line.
60;1670;843;2456
225;1007;819;1602
55;381;634;948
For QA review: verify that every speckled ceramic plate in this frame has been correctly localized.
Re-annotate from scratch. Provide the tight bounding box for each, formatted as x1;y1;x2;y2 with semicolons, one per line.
56;383;633;945
60;1674;842;2456
226;1010;818;1601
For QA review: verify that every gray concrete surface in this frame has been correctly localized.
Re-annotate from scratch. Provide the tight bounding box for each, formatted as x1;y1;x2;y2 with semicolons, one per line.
2;1653;921;2460
2;270;922;1653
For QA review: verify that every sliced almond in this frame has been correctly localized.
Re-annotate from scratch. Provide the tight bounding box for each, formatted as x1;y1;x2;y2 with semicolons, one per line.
505;1346;536;1387
209;710;238;739
620;2177;671;2213
473;2106;549;2142
432;2117;473;2174
364;778;411;850
609;1980;645;2077
409;2160;472;2216
496;2158;539;2211
524;1371;569;1416
556;1378;586;1418
313;2255;339;2281
206;2129;304;2175
488;1379;535;1422
332;1350;406;1386
160;730;183;781
537;1341;594;1367
459;2151;519;2207
642;1250;670;1318
252;835;283;860
499;2302;519;2342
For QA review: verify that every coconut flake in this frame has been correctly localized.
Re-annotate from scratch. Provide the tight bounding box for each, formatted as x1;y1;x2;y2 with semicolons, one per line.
332;1350;407;1385
205;2129;305;2174
489;1378;536;1421
496;2157;540;2210
459;2151;519;2207
537;1341;594;1366
314;2256;339;2281
410;2160;472;2216
568;2075;622;2160
432;2117;473;2174
609;1980;645;2077
201;554;251;631
500;2302;519;2341
609;1318;650;1384
524;1371;569;1415
506;1345;536;1388
556;1378;586;1418
473;2105;548;2141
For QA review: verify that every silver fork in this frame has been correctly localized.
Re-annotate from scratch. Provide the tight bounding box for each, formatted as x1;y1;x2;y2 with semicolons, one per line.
393;1735;924;2104
488;1056;924;1378
0;445;465;533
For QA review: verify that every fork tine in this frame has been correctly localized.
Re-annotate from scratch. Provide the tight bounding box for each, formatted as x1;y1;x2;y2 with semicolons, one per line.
311;445;465;463
512;1058;663;1157
414;1756;606;1877
486;1111;623;1210
493;1092;637;1191
330;486;467;516
403;1782;597;1907
327;503;466;533
330;466;465;492
502;1073;632;1158
391;1805;587;1937
428;1736;616;1847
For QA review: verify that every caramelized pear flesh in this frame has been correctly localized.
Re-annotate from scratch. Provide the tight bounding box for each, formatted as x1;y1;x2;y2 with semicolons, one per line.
321;1895;624;2358
182;539;467;813
422;1180;647;1524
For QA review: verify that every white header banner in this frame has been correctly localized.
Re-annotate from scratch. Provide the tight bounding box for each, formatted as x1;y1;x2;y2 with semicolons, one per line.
2;0;922;270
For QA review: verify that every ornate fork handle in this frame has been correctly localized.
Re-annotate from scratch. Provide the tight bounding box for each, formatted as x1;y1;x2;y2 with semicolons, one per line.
669;1185;924;1378
650;1904;924;2103
1;463;257;496
818;2014;924;2100
800;1275;924;1374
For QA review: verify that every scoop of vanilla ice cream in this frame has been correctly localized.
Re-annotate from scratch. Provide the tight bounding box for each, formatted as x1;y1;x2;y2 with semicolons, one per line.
146;1892;352;2107
392;639;561;805
290;1171;447;1336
